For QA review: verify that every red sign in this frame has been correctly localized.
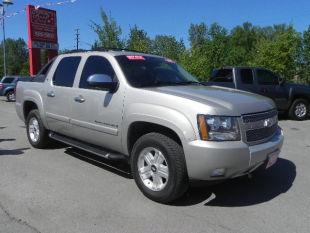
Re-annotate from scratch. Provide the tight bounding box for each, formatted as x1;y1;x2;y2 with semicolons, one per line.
26;5;59;76
27;5;58;47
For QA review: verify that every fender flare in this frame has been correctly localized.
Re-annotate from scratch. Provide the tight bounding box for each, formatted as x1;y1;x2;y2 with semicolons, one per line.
122;103;197;155
4;87;14;96
23;90;49;129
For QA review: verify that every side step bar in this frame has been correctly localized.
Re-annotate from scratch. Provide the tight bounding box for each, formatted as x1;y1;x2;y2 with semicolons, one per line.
49;132;127;161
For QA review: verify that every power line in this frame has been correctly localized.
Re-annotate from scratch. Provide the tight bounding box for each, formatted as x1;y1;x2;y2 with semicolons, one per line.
75;28;80;50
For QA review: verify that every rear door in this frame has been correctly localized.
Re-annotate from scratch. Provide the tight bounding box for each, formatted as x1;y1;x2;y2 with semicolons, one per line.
70;55;125;152
254;69;288;110
45;56;81;137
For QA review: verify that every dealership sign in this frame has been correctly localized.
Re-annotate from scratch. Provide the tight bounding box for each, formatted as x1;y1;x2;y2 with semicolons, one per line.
27;5;59;75
27;5;58;50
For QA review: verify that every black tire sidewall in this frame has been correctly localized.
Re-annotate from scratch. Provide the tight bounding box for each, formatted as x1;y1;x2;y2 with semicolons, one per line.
290;99;309;121
6;91;14;102
26;110;48;148
131;133;187;203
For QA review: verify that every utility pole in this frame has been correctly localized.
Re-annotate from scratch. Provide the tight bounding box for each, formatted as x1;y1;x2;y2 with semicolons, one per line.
75;28;80;51
0;0;14;77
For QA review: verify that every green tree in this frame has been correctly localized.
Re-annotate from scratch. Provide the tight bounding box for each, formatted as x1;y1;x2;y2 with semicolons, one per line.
181;23;229;80
153;35;185;61
302;26;310;83
91;8;124;49
188;23;208;48
126;25;152;53
0;38;29;76
226;22;261;66
251;26;302;80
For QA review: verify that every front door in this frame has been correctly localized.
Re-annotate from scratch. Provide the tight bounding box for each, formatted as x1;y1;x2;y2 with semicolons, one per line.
45;56;81;137
70;55;125;152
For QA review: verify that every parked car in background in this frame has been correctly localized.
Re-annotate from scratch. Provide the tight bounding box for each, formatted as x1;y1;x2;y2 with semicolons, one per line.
207;67;310;120
15;51;283;203
0;76;32;102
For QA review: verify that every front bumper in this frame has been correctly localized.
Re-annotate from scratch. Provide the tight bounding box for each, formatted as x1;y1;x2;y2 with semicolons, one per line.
184;127;284;181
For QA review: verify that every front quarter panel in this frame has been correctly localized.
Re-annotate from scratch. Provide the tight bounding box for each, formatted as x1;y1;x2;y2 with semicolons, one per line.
122;103;196;155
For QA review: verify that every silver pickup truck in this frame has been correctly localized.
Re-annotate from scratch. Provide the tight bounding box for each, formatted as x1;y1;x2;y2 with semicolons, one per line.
16;51;284;203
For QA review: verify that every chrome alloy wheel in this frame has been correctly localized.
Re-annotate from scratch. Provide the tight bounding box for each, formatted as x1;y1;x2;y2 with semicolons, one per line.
137;147;169;192
28;117;40;143
295;103;307;118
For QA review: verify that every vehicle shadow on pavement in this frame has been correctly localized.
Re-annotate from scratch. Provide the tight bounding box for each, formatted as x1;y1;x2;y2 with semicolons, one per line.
65;148;132;179
175;158;296;207
0;147;30;156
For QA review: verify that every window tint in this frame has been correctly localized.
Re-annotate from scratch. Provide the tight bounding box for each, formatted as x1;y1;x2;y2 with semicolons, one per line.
257;69;279;85
210;69;233;82
2;77;15;83
53;57;81;87
79;56;116;89
240;69;253;84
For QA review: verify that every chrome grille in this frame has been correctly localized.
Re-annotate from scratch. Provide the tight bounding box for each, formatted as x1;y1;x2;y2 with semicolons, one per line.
242;110;278;144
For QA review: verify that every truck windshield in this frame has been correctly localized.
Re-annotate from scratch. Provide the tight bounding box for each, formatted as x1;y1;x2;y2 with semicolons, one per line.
115;55;199;87
210;69;233;82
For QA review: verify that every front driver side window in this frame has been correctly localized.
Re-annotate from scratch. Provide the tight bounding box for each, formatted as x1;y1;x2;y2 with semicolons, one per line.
79;56;116;89
257;69;279;85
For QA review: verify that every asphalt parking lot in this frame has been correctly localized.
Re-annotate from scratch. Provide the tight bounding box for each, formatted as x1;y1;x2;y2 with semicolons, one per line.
0;97;309;233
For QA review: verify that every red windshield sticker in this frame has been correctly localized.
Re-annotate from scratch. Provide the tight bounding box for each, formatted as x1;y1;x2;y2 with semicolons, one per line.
165;58;176;64
126;55;146;60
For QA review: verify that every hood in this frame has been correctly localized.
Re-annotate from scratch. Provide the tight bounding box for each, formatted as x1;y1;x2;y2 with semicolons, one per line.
145;85;275;116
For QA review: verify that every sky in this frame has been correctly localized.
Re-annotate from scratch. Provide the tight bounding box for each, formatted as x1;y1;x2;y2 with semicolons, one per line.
4;0;310;50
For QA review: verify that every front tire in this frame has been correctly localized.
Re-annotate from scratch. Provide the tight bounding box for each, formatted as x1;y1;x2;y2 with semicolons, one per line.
289;99;309;121
6;90;15;102
131;133;188;203
26;109;51;149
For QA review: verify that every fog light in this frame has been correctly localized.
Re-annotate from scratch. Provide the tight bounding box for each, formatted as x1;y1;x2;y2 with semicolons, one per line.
211;168;226;177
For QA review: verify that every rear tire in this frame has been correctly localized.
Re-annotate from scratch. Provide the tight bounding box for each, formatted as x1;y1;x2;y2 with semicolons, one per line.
288;99;309;121
26;109;51;149
6;90;15;102
131;133;189;203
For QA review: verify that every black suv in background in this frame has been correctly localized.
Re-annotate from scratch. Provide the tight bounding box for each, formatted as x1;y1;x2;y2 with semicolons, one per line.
207;67;310;120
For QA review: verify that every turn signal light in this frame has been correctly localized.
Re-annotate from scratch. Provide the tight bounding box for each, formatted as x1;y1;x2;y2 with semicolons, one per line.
197;115;209;140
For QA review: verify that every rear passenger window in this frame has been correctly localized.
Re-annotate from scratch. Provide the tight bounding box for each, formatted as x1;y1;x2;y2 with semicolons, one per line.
79;56;116;89
257;69;279;85
53;57;81;87
240;69;253;84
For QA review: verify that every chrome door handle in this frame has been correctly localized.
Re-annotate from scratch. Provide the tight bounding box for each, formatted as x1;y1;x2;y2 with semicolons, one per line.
74;96;85;103
47;91;55;97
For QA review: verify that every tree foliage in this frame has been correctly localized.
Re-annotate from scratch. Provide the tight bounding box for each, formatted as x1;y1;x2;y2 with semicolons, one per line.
0;38;29;76
153;35;185;61
91;8;124;49
126;25;152;53
90;9;310;84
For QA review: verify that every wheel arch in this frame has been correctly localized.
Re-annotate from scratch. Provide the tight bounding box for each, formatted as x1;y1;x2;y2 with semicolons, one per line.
22;94;48;128
4;87;14;95
123;105;197;156
127;121;183;155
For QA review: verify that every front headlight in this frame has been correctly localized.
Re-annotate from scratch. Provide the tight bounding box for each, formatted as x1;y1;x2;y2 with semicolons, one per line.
197;115;241;141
